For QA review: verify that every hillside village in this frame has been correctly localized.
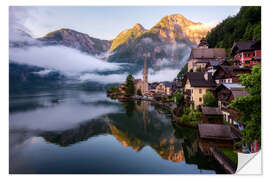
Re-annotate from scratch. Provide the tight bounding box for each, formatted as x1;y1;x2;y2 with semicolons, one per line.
107;36;261;164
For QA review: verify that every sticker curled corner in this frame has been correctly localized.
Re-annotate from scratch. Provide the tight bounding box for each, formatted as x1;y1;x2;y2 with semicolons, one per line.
236;151;262;174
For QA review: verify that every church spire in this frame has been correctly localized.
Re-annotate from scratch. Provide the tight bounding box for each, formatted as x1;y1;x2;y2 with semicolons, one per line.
143;57;148;94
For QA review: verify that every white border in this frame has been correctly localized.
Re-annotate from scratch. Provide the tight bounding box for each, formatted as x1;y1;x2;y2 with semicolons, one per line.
2;0;268;179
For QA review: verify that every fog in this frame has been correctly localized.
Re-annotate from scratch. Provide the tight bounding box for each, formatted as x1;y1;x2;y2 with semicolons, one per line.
134;68;180;83
10;46;122;75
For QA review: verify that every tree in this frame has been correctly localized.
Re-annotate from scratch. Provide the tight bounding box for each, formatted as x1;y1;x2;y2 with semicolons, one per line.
107;86;119;94
174;91;184;107
125;74;135;97
177;64;188;79
137;88;142;96
203;91;218;107
228;65;261;146
206;6;261;51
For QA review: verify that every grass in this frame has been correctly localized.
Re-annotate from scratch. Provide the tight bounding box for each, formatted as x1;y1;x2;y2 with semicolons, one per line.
220;147;238;164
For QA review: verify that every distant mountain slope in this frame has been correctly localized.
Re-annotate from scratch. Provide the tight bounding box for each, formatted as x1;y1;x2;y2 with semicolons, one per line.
206;6;261;53
108;14;210;66
38;28;112;56
110;23;146;51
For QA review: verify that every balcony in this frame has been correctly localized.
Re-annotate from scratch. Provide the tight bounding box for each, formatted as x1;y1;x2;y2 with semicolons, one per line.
184;89;191;96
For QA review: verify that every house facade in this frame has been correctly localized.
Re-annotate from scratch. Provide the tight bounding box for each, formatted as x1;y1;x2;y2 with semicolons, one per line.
182;72;216;109
187;38;227;72
213;65;251;85
148;82;173;95
231;40;261;68
214;83;249;129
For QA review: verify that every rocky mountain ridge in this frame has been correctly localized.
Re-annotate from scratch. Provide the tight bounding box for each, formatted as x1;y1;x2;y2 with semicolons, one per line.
11;14;211;67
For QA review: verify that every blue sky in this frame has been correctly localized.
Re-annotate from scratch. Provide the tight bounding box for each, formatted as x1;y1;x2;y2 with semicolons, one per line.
17;6;241;40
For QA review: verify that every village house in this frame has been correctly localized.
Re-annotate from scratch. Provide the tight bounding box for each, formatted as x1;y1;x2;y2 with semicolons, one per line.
182;72;216;109
201;107;223;124
231;40;261;68
172;78;182;92
204;59;231;75
148;81;174;96
213;65;251;85
214;83;249;129
187;38;227;72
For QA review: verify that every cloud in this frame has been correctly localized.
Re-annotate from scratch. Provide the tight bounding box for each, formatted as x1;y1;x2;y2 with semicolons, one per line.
141;37;153;44
32;69;53;76
134;68;179;83
79;73;128;84
9;46;122;75
9;7;35;42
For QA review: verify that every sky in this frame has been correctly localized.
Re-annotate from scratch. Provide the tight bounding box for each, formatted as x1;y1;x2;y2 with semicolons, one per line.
11;6;241;40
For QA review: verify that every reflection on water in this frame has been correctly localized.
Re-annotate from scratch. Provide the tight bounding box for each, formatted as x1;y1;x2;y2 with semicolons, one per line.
9;90;225;174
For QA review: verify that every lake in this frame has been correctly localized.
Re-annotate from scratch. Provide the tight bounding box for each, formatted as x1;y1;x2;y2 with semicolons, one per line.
9;90;225;174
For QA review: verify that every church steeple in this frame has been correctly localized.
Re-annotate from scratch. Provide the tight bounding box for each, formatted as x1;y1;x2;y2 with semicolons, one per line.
143;58;148;94
198;37;208;49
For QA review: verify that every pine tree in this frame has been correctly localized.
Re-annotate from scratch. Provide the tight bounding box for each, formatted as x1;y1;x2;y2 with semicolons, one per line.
125;74;135;97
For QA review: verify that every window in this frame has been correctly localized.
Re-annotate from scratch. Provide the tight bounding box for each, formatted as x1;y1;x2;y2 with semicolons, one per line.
199;97;202;102
245;60;250;64
246;53;250;57
199;89;202;94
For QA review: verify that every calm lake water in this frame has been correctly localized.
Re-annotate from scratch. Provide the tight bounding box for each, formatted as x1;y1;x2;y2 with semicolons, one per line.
9;90;225;174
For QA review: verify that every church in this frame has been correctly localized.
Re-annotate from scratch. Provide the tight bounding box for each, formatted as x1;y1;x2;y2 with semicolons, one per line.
134;59;148;96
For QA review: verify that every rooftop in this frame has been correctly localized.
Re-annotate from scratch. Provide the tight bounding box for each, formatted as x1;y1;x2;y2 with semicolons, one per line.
222;83;245;90
184;72;216;87
201;107;222;115
231;90;249;98
198;124;239;140
189;48;226;59
231;40;261;56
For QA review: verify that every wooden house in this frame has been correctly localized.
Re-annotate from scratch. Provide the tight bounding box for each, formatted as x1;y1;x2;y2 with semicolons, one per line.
214;83;249;128
213;65;251;85
201;107;223;124
231;40;261;68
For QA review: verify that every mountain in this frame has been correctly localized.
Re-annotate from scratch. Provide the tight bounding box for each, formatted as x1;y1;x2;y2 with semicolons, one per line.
151;14;209;44
108;14;210;67
110;23;146;51
38;28;112;56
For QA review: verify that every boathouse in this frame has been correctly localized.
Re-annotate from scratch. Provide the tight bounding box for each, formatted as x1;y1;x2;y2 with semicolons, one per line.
201;107;223;124
198;124;241;147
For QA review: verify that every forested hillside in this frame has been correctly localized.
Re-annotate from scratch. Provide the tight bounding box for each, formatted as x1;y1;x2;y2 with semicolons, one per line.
206;6;261;55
